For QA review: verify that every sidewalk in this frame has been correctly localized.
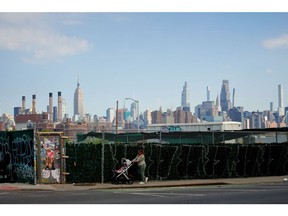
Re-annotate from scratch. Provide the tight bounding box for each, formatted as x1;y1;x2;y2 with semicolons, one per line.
0;176;287;191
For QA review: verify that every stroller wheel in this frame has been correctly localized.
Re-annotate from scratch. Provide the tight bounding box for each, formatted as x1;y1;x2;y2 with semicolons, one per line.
128;180;134;185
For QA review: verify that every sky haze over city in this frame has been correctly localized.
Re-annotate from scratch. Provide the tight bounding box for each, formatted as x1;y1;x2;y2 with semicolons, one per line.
1;12;288;117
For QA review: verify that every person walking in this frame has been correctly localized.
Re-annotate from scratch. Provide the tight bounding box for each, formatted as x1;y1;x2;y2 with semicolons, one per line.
132;148;148;184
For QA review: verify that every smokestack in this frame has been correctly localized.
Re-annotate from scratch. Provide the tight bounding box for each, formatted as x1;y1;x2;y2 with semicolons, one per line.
49;93;53;122
32;95;36;114
58;91;62;122
22;96;26;114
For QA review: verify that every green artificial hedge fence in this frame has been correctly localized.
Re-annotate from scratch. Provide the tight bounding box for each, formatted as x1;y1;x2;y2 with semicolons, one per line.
65;142;288;183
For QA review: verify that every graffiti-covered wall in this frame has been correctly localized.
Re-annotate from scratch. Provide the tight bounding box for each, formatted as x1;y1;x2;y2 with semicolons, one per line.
0;130;34;183
65;143;288;183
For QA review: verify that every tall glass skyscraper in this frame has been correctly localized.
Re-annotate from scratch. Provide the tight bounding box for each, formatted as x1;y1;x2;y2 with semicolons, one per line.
181;81;190;111
74;79;84;118
278;84;284;116
220;80;231;112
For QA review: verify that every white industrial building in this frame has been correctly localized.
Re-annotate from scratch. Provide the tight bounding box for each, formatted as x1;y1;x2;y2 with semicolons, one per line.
147;121;242;132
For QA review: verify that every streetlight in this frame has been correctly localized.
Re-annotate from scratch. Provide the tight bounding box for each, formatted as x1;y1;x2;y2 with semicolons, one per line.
125;97;139;133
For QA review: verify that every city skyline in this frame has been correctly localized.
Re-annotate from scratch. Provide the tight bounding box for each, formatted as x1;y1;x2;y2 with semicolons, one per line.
3;79;286;119
1;13;288;117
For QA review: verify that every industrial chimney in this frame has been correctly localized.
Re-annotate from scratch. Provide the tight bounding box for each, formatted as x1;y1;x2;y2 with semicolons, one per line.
49;93;53;122
22;96;26;114
58;91;62;122
32;94;36;114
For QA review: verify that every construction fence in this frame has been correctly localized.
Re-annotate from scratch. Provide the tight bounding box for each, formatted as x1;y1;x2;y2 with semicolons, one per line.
0;130;34;183
1;129;288;184
65;142;288;183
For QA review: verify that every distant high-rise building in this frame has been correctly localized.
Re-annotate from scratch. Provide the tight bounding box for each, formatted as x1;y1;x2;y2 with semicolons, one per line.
151;108;162;124
250;112;263;129
174;107;195;123
195;101;218;122
14;107;22;117
270;102;273;112
181;81;190;111
216;94;221;113
228;106;244;123
130;102;137;121
144;109;152;127
207;86;210;101
74;79;84;118
162;109;174;124
106;108;115;123
53;106;58;122
278;84;284;116
232;88;235;108
116;108;124;128
285;107;288;125
220;80;231;112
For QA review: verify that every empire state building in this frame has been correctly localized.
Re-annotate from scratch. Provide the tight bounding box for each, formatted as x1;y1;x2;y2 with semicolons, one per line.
74;79;84;118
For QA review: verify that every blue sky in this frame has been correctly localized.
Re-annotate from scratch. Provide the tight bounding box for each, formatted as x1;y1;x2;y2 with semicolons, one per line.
1;12;288;117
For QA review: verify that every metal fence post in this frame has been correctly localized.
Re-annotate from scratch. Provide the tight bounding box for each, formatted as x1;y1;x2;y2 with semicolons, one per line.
101;128;105;183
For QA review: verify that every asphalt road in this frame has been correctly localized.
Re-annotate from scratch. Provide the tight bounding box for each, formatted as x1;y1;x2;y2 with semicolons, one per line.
1;182;288;204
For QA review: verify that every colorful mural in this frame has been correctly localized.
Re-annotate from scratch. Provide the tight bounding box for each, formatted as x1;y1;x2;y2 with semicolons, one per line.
39;136;61;183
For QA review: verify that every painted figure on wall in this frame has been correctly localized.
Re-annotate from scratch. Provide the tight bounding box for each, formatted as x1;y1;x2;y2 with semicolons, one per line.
45;149;55;170
40;136;60;183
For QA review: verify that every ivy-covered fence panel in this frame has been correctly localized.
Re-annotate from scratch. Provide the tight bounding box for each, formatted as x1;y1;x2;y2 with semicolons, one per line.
65;143;288;183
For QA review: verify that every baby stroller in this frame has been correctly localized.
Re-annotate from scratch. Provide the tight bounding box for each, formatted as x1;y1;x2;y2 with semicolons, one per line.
111;158;134;184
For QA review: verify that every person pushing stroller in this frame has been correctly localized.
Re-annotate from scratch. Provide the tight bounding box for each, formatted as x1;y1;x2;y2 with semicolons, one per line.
132;148;148;184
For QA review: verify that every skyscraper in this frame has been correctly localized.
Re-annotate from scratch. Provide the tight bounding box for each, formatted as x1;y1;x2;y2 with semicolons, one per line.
270;102;273;112
278;84;284;116
220;80;231;112
216;94;221;112
207;86;210;101
106;108;115;123
131;102;137;121
74;79;84;118
181;81;190;111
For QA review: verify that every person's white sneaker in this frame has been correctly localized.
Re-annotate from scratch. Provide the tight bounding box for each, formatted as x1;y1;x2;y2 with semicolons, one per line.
145;177;148;183
139;182;144;184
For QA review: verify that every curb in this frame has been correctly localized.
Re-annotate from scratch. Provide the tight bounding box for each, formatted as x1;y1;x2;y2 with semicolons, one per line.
87;182;229;190
0;176;286;191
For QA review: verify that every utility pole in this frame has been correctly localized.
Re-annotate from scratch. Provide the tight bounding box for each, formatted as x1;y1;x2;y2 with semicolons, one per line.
116;100;118;134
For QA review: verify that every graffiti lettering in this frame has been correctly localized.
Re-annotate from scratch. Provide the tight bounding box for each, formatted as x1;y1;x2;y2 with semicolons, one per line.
65;142;288;183
0;130;34;183
161;126;182;132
